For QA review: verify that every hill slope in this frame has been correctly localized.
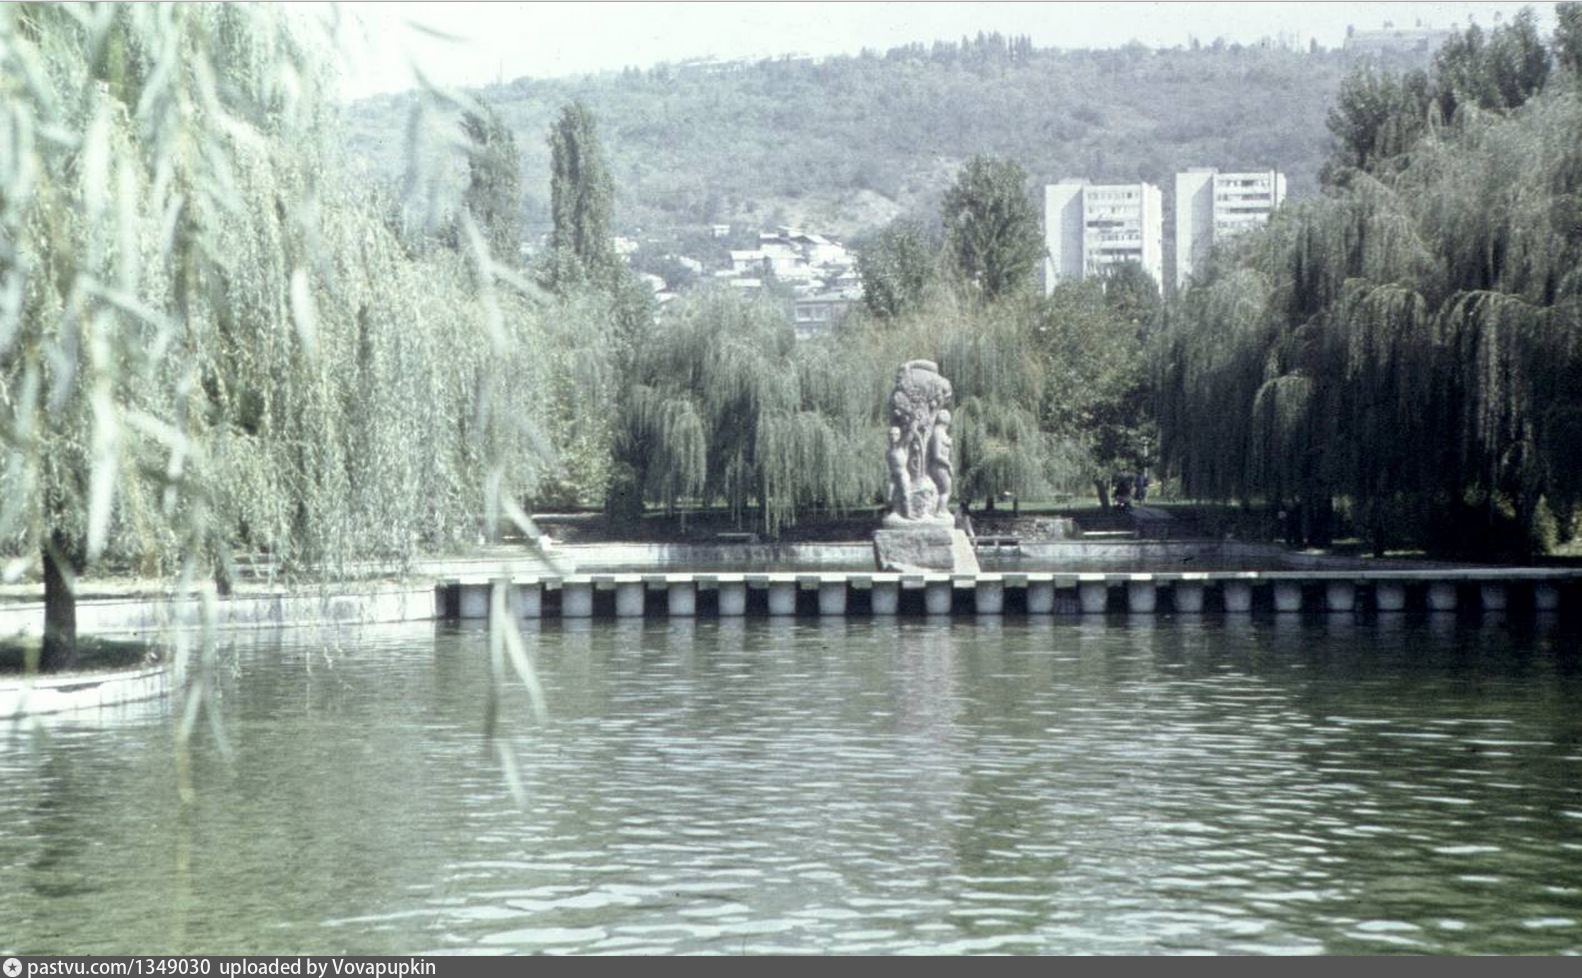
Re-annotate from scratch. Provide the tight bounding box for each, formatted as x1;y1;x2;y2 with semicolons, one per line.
344;36;1392;240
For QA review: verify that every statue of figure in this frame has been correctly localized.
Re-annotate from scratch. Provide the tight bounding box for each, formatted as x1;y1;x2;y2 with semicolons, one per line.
884;360;953;525
886;426;911;516
927;408;953;518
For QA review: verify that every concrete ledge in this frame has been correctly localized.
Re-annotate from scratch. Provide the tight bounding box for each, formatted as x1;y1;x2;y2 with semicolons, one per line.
1;663;170;720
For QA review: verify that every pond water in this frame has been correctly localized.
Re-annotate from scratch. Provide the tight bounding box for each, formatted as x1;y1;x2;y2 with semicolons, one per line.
2;615;1580;954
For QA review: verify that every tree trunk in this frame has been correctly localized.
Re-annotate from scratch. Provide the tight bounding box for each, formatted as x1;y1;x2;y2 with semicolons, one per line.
1094;480;1111;512
41;535;78;672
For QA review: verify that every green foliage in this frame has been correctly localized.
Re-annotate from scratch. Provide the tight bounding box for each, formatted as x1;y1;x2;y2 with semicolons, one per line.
461;107;524;261
941;156;1044;302
0;2;556;595
856;217;937;319
619;288;881;534
1163;22;1582;555
547;100;618;287
1558;2;1582;76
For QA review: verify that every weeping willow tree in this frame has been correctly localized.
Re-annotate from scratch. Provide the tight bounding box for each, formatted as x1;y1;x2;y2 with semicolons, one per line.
1;3;555;672
616;288;881;535
1161;9;1582;556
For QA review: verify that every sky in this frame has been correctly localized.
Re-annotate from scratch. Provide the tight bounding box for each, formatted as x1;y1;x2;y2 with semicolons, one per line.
335;1;1556;100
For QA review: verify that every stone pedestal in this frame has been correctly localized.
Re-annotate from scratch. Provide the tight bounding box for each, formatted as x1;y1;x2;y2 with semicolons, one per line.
615;582;645;617
513;584;542;619
975;580;1004;615
718;582;747;616
459;584;489;619
1173;582;1204;613
1427;582;1457;611
1325;582;1356;613
1535;582;1560;612
924;580;952;615
818;582;847;615
1078;582;1108;614
1479;583;1506;612
562;581;593;618
1126;582;1156;613
668;581;697;616
1222;581;1253;613
1026;581;1056;615
1274;582;1303;612
874;526;980;574
1375;582;1406;612
870;581;900;615
767;581;797;616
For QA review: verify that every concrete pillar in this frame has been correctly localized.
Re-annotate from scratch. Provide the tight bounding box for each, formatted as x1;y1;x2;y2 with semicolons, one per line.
924;581;952;615
1173;582;1204;613
1273;582;1303;613
1078;582;1108;614
1374;582;1406;612
1535;582;1560;612
561;581;593;618
1479;583;1507;612
1427;582;1457;612
1026;581;1056;615
459;584;489;619
975;580;1005;615
717;582;747;617
1222;581;1253;613
870;581;900;615
767;581;797;616
615;582;645;618
512;584;542;619
818;581;847;616
1325;582;1356;613
668;581;697;617
1126;581;1157;614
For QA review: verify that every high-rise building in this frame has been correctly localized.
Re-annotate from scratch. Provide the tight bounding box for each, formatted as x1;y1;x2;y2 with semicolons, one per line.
1043;180;1164;293
1173;168;1287;289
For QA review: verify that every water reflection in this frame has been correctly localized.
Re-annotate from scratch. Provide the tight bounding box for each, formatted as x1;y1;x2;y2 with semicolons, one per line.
0;616;1577;954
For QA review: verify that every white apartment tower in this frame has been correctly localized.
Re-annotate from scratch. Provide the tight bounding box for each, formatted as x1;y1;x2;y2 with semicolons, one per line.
1174;168;1287;289
1044;180;1165;293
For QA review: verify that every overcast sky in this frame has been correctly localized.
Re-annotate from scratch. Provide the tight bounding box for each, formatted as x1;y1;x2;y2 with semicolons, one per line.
337;1;1556;100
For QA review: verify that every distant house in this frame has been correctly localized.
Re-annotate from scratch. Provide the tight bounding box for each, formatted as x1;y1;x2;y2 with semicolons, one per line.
1173;168;1287;289
792;288;861;340
1044;179;1165;292
710;224;731;238
1344;25;1456;57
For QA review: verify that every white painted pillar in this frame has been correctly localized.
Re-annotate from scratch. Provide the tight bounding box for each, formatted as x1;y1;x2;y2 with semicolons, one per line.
1479;583;1507;612
1273;582;1303;613
924;581;952;615
1078;582;1108;614
1427;582;1457;611
615;582;645;618
509;584;541;619
870;581;900;615
717;582;747;616
561;581;593;618
1374;582;1406;612
459;584;489;619
767;581;797;616
1325;582;1356;613
1026;581;1056;615
1222;581;1253;613
668;581;697;617
818;581;847;616
975;580;1004;615
1173;582;1204;613
1126;581;1157;613
1535;582;1560;612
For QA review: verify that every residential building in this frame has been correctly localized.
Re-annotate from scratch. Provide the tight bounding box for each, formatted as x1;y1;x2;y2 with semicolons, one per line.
1173;168;1287;289
1043;180;1164;293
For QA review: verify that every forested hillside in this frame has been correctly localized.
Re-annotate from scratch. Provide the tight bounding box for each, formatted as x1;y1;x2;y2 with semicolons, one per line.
344;34;1396;238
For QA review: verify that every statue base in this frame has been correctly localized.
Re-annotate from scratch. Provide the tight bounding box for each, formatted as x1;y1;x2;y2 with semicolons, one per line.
873;526;981;574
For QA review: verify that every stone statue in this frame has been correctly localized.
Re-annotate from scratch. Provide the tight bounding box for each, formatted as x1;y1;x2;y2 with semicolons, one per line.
874;360;979;573
883;360;954;526
927;408;953;519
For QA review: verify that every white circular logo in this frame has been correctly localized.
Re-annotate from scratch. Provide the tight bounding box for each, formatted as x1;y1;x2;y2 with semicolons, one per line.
3;957;22;978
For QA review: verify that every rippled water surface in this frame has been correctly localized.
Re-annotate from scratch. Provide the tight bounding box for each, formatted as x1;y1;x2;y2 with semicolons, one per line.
3;615;1580;954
